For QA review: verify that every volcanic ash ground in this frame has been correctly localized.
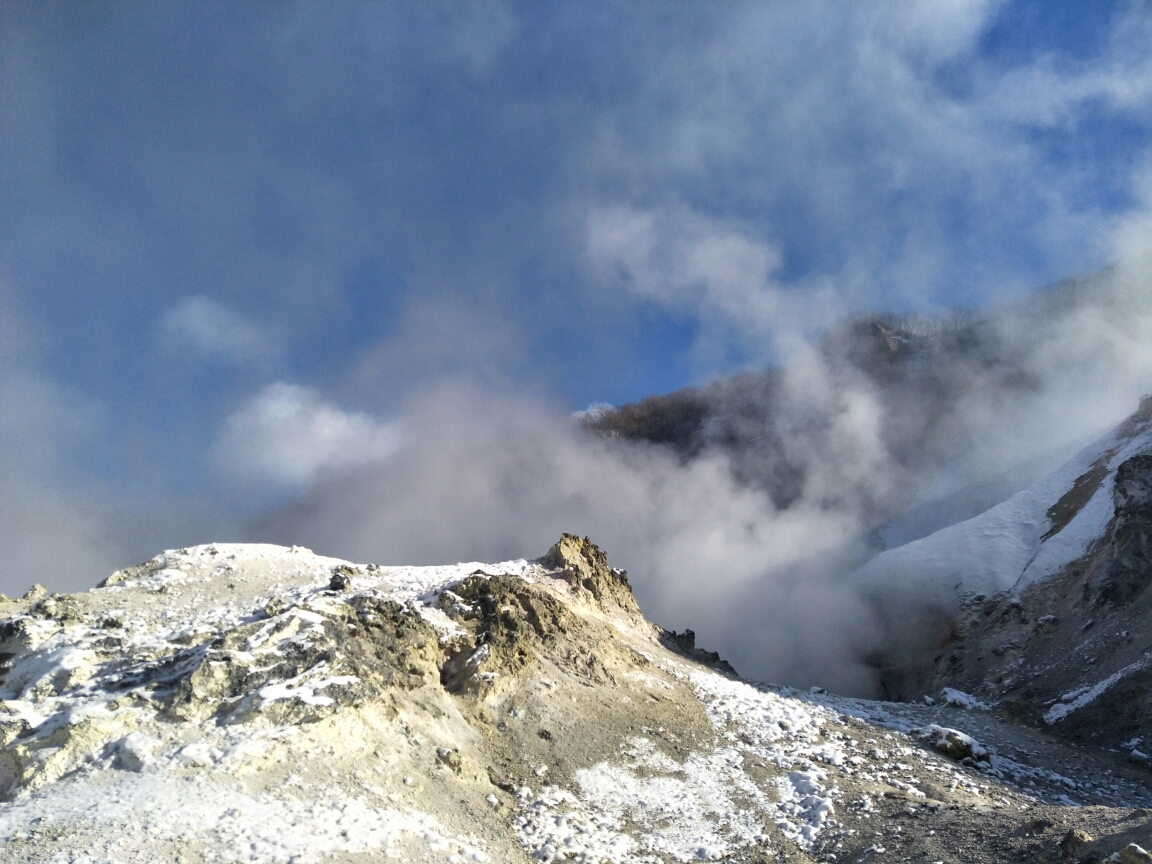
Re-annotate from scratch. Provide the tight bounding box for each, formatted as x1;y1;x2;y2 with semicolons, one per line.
1;535;1151;863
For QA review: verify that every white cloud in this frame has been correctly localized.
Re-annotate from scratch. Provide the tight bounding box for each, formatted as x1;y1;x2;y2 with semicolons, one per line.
585;204;842;367
218;382;402;489
577;0;1152;343
8;0;1152;679
162;295;270;363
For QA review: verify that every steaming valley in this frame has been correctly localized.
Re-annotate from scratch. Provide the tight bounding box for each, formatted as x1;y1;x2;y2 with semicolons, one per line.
4;462;1152;863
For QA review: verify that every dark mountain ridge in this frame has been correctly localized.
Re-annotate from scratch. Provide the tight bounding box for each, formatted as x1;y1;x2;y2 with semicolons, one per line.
583;272;1109;535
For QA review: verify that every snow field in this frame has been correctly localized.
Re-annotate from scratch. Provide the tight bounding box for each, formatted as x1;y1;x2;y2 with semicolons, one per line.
0;771;489;863
853;417;1152;601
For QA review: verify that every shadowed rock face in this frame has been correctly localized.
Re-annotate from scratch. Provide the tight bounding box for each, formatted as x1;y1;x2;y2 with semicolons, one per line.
1096;454;1152;607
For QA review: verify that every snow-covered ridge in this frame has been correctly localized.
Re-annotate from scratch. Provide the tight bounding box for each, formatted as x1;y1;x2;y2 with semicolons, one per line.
851;404;1152;602
1044;655;1152;724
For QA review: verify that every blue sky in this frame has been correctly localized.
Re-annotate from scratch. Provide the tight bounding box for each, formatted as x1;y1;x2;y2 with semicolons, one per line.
4;1;1152;600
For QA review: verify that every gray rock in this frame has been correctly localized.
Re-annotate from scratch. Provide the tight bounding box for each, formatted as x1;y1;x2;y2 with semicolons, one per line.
1108;843;1152;863
918;724;989;763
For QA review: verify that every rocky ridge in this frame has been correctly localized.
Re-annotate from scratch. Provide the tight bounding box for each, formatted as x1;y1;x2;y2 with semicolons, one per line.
1;535;1151;862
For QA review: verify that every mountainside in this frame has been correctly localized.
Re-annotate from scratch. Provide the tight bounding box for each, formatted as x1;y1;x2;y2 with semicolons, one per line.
583;273;1139;549
583;285;1074;527
582;310;1020;524
2;536;1152;862
855;397;1152;755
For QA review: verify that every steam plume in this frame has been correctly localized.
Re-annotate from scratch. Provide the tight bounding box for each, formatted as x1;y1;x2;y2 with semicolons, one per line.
254;263;1152;695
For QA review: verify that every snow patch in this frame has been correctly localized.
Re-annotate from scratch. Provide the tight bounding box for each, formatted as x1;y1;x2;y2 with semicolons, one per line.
513;738;772;863
852;419;1152;600
1045;657;1151;723
940;688;990;711
774;769;835;846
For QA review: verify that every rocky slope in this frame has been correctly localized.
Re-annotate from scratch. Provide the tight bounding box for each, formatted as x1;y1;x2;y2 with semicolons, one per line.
2;535;1151;863
852;396;1152;758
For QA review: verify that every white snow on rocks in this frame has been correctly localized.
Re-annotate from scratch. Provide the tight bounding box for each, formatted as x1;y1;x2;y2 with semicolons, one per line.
1045;656;1152;724
0;542;539;862
940;688;990;710
509;651;858;860
0;771;489;864
255;663;360;708
7;539;1148;863
917;725;988;763
774;769;835;846
852;415;1152;601
679;666;843;848
514;738;771;863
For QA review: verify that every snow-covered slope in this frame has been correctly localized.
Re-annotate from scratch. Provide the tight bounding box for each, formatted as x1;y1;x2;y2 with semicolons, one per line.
2;537;1151;863
852;398;1152;604
850;398;1152;760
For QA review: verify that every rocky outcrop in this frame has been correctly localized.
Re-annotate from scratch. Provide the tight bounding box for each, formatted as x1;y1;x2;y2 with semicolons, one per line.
166;594;443;725
1092;453;1152;606
438;572;629;696
1111;843;1152;863
538;533;642;617
918;724;990;764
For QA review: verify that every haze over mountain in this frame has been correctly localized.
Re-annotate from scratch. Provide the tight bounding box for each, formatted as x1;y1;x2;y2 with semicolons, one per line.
6;5;1152;862
5;1;1152;617
257;265;1152;695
